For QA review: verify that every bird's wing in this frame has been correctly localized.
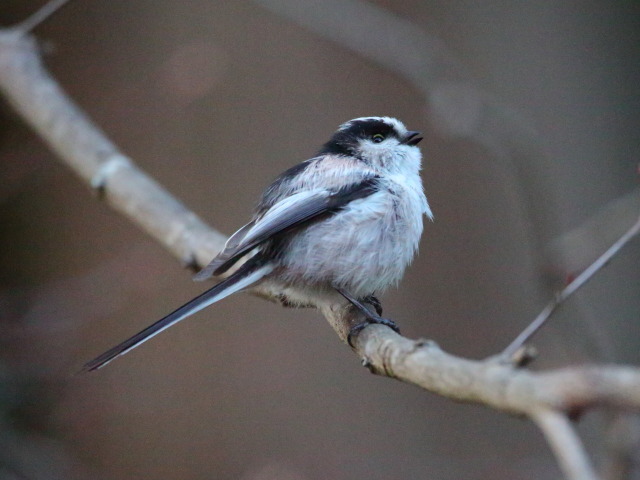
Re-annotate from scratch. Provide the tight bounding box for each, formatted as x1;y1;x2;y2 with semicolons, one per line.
83;258;274;371
192;221;257;282
194;176;380;280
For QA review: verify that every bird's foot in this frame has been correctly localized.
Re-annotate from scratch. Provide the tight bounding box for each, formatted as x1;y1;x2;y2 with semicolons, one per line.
347;316;400;348
333;287;400;347
362;295;383;316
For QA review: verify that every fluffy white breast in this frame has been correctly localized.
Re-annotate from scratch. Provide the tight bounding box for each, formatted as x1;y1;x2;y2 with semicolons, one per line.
278;168;429;297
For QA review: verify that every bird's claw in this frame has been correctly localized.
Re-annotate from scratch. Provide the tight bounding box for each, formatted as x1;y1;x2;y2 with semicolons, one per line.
362;295;383;316
347;316;400;347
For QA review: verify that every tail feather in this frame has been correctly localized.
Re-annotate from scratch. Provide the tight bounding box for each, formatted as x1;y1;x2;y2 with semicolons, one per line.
82;261;273;372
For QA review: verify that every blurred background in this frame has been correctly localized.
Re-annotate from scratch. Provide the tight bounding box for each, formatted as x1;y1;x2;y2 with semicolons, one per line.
1;1;639;479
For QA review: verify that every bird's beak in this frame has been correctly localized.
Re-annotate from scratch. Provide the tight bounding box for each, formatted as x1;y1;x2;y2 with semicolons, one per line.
403;131;423;146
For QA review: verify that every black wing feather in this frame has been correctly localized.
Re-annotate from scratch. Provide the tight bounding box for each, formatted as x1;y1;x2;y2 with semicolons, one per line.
195;176;380;279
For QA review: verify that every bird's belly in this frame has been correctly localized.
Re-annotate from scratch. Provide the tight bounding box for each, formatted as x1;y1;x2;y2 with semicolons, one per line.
278;191;424;297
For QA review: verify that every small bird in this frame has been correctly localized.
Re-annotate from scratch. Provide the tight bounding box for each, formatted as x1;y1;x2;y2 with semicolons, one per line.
83;116;432;371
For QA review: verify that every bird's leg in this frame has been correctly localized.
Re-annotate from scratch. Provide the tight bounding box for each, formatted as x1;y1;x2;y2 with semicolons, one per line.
334;287;400;347
362;295;383;316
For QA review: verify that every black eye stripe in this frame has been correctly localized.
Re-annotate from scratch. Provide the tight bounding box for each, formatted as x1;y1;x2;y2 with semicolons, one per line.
318;119;400;157
352;120;397;140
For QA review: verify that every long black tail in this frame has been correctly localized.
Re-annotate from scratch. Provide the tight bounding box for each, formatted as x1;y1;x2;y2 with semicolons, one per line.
82;260;273;372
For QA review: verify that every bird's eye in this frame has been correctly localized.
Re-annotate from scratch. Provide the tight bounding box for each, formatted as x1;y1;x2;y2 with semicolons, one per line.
372;133;385;143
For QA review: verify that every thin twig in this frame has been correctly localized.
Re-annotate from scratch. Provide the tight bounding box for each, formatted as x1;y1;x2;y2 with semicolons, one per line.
502;214;640;359
532;409;598;480
13;0;74;34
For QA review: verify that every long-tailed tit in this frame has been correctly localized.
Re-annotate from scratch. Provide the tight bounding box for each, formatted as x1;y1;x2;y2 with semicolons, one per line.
84;116;432;371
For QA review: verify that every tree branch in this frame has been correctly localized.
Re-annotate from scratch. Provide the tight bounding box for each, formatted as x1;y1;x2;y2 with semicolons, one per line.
533;409;598;480
0;30;226;270
1;24;639;480
502;213;640;358
545;190;640;281
336;321;640;415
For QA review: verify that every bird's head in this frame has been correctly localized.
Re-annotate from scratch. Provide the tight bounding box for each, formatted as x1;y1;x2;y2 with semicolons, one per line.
320;116;423;172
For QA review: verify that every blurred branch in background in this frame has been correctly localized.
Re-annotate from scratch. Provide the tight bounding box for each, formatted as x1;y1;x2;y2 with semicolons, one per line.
253;0;539;151
545;190;640;281
13;0;72;33
1;2;639;480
